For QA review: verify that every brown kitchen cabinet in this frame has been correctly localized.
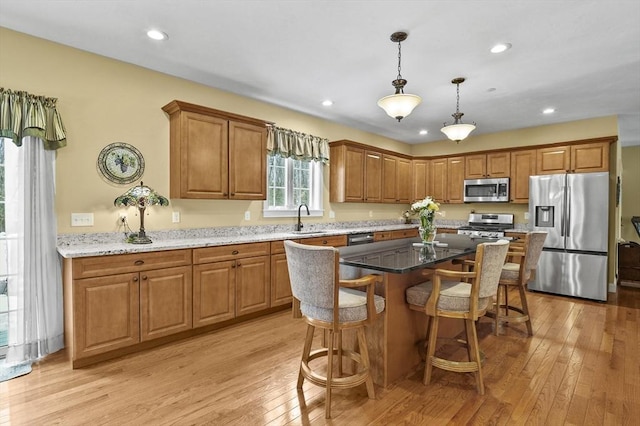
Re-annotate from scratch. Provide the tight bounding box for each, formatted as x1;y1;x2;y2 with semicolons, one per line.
364;150;383;202
162;100;269;200
465;152;510;179
193;242;271;321
64;249;192;366
374;228;419;241
536;141;609;175
412;159;430;202
270;240;299;307
510;149;537;203
330;142;365;202
436;228;459;235
302;234;348;247
430;156;464;204
382;154;412;203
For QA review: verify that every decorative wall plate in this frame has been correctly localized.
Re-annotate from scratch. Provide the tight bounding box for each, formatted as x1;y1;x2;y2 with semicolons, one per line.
97;142;145;184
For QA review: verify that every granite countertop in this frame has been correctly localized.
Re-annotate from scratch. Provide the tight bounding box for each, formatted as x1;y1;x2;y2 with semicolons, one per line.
57;219;467;259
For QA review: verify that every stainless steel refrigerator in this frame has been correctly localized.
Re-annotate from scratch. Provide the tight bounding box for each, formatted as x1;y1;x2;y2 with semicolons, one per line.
528;172;609;301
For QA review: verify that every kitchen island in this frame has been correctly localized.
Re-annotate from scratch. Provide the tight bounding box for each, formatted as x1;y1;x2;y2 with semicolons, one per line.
337;233;489;387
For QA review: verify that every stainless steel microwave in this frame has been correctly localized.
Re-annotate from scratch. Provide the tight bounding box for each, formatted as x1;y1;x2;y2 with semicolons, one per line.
463;178;510;202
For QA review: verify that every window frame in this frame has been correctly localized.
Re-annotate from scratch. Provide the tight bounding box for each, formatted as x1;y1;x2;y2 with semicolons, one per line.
263;154;324;218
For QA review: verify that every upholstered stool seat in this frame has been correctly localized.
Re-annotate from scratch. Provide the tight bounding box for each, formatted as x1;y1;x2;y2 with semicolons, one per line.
405;239;509;394
284;240;384;419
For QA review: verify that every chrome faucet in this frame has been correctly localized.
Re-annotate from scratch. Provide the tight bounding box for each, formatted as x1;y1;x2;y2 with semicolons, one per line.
296;203;310;231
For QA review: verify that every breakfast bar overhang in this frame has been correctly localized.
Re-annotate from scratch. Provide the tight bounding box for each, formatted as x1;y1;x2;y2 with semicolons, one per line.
337;234;489;388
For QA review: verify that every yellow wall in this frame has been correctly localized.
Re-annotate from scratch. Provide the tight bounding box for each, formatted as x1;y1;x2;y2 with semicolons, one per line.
621;146;640;243
0;28;620;235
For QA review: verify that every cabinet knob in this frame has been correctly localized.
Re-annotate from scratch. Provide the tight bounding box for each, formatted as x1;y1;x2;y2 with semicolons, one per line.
232;250;239;255
134;260;144;265
236;262;241;267
133;277;138;282
230;193;235;196
231;262;236;269
142;275;147;280
322;240;328;245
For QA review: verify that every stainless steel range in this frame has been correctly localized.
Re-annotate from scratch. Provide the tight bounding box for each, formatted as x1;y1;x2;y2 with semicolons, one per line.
457;213;514;239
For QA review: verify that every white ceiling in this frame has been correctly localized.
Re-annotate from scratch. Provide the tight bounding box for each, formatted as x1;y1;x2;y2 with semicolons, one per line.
1;1;639;146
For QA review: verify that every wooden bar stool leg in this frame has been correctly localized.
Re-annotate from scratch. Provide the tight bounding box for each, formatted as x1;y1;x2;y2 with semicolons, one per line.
465;319;484;395
519;285;533;336
356;327;375;399
325;330;335;419
494;284;502;336
337;330;343;377
299;324;315;389
424;315;439;385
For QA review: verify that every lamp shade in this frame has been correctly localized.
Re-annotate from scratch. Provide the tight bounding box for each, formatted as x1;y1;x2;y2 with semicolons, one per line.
114;181;168;244
440;123;476;142
377;93;422;121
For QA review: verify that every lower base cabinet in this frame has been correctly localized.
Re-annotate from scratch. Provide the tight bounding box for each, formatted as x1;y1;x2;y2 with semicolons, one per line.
65;250;192;363
193;261;236;327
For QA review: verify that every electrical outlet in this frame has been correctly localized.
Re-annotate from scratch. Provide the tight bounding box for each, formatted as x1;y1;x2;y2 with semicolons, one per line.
71;213;94;227
329;210;335;219
524;212;530;220
244;211;251;221
440;211;446;217
172;211;180;223
368;211;373;218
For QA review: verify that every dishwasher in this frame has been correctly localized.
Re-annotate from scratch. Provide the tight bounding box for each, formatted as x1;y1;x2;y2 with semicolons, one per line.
347;232;375;246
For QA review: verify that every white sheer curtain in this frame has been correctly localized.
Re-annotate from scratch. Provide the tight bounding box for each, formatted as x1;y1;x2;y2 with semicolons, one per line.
4;135;63;366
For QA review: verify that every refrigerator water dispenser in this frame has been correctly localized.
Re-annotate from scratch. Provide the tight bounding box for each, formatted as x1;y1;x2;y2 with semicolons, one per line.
535;206;554;227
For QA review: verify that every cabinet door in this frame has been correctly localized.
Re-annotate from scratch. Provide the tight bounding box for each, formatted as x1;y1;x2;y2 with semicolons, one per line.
364;150;382;202
465;154;486;179
396;157;412;203
430;159;448;202
536;146;570;175
487;152;511;177
236;256;271;316
447;157;465;203
228;120;267;200
510;149;536;203
412;160;430;201
193;261;236;327
271;253;293;307
571;142;609;173
176;111;228;199
140;266;192;341
382;154;398;203
73;273;140;359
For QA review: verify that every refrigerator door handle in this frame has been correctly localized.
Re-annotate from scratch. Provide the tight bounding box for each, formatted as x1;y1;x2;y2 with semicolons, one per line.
565;186;571;237
560;185;567;237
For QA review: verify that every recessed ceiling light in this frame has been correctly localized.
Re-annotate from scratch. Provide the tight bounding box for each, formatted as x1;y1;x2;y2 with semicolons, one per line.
147;29;168;41
322;100;333;107
543;108;556;114
490;43;512;53
419;129;428;135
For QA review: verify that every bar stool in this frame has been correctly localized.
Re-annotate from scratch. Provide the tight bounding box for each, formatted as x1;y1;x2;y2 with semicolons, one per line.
492;231;547;335
284;240;385;419
405;239;509;394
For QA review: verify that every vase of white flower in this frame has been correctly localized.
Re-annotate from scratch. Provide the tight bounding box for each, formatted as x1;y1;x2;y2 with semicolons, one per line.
410;196;440;245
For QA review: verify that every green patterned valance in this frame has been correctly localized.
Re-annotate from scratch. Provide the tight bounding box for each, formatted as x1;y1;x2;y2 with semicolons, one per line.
0;88;67;150
267;126;329;164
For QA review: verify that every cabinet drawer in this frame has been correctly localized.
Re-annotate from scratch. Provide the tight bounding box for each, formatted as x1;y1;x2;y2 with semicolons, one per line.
374;231;393;242
193;242;270;264
72;249;191;279
301;235;347;247
270;239;300;255
391;229;418;239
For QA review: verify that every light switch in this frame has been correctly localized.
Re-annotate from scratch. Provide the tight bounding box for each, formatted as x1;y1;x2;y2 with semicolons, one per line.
71;213;94;227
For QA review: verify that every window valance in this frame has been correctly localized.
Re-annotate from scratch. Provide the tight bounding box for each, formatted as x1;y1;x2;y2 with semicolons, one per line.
0;88;67;150
267;126;329;164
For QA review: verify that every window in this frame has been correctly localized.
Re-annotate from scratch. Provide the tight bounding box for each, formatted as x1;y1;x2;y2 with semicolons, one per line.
264;154;323;217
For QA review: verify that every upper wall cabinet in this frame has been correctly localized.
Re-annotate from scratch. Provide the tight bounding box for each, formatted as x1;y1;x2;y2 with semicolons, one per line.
510;149;537;203
162;100;270;200
412;160;430;202
430;156;464;204
536;141;610;175
330;141;411;204
465;152;510;179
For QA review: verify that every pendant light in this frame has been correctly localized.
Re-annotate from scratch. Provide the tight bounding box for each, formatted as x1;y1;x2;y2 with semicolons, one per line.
440;77;476;143
377;31;422;121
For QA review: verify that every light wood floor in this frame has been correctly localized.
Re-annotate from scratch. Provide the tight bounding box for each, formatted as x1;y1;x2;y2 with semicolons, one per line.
2;285;640;425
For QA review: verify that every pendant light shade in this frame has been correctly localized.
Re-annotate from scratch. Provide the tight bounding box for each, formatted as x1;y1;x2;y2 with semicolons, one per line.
377;32;422;121
441;77;476;143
